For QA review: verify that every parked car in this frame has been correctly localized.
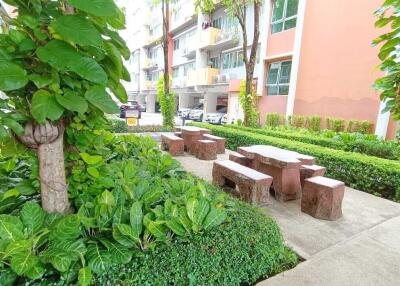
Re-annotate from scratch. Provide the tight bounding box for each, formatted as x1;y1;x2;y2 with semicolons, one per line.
188;108;204;121
205;106;227;124
120;101;142;119
221;113;228;124
177;108;192;119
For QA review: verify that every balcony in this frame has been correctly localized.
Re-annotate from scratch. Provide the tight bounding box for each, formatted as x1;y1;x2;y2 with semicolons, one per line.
211;74;230;84
180;41;197;59
199;28;238;50
142;80;153;91
187;68;220;86
172;78;188;89
141;58;159;70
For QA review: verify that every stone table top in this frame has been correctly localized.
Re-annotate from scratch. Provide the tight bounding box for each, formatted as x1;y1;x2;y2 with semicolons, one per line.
238;145;315;167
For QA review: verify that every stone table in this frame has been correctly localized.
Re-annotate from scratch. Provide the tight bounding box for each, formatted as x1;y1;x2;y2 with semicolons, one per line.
238;145;315;202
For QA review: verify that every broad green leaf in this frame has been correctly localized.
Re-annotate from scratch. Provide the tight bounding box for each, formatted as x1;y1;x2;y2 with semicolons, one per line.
108;242;133;264
2;118;24;136
130;201;143;238
109;81;128;103
25;263;45;280
104;42;122;77
112;223;138;247
203;208;227;230
15;180;37;195
142;189;164;207
43;240;85;272
84;85;119;114
99;190;115;206
31;90;64;123
29;74;52;88
86;244;112;274
18;15;39;29
20;202;45;235
50;215;81;241
10;251;38;275
51;15;102;46
186;198;198;222
78;267;92;286
9;30;26;44
147;221;167;239
0;268;17;286
36;40;107;85
2;189;20;200
0;61;28;91
166;218;186;236
0;215;24;242
67;0;119;17
56;90;88;114
19;38;36;52
87;167;100;178
80;153;103;165
5;240;32;257
193;198;210;229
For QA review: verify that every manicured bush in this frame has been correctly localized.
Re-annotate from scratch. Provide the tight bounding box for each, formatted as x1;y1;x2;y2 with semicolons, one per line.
306;116;322;132
109;118;129;133
326;117;345;132
128;125;173;133
289;115;306;128
191;123;400;201
91;202;297;286
265;113;284;128
216;124;400;161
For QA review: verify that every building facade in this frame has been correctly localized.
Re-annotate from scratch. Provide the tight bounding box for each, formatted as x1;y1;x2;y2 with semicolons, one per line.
118;0;398;139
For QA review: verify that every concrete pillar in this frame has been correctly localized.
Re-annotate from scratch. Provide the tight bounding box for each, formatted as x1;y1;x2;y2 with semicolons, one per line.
204;93;217;113
178;93;194;109
195;12;208;71
375;100;391;139
146;94;156;113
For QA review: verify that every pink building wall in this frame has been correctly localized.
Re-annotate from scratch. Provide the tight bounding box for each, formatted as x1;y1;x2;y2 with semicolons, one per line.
294;0;383;128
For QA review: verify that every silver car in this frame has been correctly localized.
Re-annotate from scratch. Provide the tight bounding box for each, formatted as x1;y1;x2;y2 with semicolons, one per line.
205;106;227;125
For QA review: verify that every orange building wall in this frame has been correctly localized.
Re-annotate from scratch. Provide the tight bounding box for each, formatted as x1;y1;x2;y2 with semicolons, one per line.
266;28;295;57
258;96;288;124
293;0;383;127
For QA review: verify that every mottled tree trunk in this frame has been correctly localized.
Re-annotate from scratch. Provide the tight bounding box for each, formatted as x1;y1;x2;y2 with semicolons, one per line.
38;130;70;214
162;0;170;96
19;121;70;214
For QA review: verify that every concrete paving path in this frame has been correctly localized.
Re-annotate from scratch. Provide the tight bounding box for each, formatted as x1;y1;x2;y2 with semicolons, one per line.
175;150;400;286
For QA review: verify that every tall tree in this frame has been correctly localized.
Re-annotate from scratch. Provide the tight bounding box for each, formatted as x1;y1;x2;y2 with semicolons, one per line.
373;0;400;120
195;0;261;126
0;0;129;213
155;0;175;128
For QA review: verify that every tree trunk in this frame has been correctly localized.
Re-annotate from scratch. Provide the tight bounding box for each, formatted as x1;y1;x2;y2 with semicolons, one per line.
38;129;70;214
18;121;70;214
162;0;170;96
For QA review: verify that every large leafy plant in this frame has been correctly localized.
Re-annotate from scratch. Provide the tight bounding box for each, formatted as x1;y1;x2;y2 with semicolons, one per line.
0;132;229;285
0;0;129;213
373;0;400;119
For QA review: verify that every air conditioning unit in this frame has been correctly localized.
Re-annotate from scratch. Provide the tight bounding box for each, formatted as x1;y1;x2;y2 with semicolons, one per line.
218;74;227;83
212;75;219;84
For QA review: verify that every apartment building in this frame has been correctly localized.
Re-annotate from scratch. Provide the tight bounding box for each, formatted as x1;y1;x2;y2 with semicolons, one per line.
256;0;397;139
119;0;397;139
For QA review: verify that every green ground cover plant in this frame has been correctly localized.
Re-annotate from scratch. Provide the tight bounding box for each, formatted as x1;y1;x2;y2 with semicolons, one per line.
0;129;296;285
191;123;400;201
226;124;400;161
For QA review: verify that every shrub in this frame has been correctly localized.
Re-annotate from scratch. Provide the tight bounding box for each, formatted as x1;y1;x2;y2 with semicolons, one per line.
306;116;322;132
355;120;374;134
326;117;345;132
191;123;400;201
109;119;128;133
92;202;297;286
265;113;284;128
289;115;306;128
127;125;173;133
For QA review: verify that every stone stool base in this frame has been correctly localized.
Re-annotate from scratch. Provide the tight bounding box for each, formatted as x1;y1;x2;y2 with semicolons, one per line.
196;140;217;160
300;164;326;188
302;176;345;221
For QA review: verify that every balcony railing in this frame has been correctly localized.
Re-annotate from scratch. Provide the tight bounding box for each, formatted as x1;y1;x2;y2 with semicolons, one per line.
187;68;220;86
199;28;238;50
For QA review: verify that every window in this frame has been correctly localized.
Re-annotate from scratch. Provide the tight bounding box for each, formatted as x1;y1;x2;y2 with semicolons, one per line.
222;50;244;69
266;60;292;95
271;0;299;34
172;67;179;78
183;62;195;76
173;39;180;51
210;57;220;69
212;17;222;29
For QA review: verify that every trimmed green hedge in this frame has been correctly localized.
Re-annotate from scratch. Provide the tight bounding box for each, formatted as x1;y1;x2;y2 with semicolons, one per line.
92;202;297;286
192;123;400;201
218;124;400;161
